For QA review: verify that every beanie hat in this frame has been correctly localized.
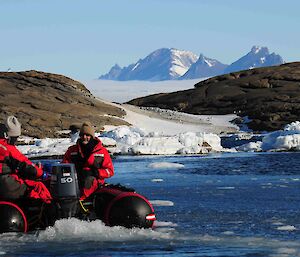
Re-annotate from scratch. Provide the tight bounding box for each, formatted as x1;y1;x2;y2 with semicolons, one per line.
80;122;95;137
6;116;21;137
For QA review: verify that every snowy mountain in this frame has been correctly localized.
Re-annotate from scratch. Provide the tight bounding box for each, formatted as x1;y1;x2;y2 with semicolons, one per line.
180;54;228;79
99;46;284;81
99;48;198;81
224;46;284;74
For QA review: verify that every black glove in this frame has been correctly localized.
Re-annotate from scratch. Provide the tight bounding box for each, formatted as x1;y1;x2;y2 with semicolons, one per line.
4;156;37;179
17;162;37;180
84;176;97;189
4;156;18;170
1;161;12;175
93;155;104;169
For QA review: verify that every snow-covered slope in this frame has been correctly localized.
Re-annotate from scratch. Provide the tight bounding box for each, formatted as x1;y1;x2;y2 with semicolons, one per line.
99;48;198;81
224;46;284;74
180;54;228;79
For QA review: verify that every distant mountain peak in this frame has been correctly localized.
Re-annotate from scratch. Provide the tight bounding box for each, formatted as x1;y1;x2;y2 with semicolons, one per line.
99;47;198;81
112;63;121;69
251;45;269;55
224;45;284;74
181;54;228;80
99;46;284;81
197;54;206;62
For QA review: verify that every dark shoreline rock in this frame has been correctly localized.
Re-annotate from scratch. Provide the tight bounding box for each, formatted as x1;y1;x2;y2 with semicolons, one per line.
128;62;300;132
0;70;129;138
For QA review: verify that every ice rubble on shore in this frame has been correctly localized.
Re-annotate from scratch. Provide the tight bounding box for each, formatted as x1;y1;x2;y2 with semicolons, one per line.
18;126;223;158
236;121;300;152
101;126;222;155
17;121;300;158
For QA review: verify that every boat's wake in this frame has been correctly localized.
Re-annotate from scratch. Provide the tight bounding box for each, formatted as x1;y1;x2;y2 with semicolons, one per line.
0;218;299;256
0;218;175;243
37;218;175;241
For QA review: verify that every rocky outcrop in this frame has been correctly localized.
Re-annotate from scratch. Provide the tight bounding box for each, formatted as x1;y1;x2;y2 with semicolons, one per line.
0;70;128;138
127;62;300;132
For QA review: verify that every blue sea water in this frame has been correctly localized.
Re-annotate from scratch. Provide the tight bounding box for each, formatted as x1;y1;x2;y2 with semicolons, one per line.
0;152;299;256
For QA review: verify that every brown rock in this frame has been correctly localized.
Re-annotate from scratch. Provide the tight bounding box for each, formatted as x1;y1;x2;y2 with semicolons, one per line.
0;70;129;138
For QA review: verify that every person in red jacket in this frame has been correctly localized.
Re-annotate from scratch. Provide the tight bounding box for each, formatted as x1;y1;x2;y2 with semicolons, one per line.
62;122;114;200
0;116;52;203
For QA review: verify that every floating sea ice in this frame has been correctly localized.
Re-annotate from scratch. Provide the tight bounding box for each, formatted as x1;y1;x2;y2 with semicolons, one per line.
276;247;299;256
217;187;235;190
150;200;174;206
222;231;235;235
261;183;273;186
276;225;297;231
154;221;178;227
151;178;164;182
148;162;184;169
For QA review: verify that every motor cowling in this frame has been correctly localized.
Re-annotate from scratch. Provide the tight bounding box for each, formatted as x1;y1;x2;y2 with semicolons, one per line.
49;164;80;219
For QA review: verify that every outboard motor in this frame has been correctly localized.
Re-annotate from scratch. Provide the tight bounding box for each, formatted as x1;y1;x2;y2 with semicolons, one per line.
49;163;80;219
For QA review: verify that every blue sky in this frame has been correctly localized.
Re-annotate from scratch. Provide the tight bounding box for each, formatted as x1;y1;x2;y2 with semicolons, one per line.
0;0;299;80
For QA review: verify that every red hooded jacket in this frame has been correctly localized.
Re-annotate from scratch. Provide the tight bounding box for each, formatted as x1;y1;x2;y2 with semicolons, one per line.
0;138;43;178
0;138;52;203
62;137;114;186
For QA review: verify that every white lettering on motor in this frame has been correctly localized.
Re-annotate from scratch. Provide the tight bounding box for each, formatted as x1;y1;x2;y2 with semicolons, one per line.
61;177;73;183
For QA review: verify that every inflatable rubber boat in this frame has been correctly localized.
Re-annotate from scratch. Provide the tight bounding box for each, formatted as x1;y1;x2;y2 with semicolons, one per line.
0;163;156;233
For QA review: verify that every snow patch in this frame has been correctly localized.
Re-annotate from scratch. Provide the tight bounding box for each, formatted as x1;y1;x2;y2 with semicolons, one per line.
131;62;140;71
205;59;213;67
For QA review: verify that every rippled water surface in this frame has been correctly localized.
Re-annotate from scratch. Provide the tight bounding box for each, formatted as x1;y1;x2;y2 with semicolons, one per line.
0;152;299;256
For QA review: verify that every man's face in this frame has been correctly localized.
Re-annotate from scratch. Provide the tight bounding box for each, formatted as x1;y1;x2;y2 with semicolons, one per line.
80;133;92;145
